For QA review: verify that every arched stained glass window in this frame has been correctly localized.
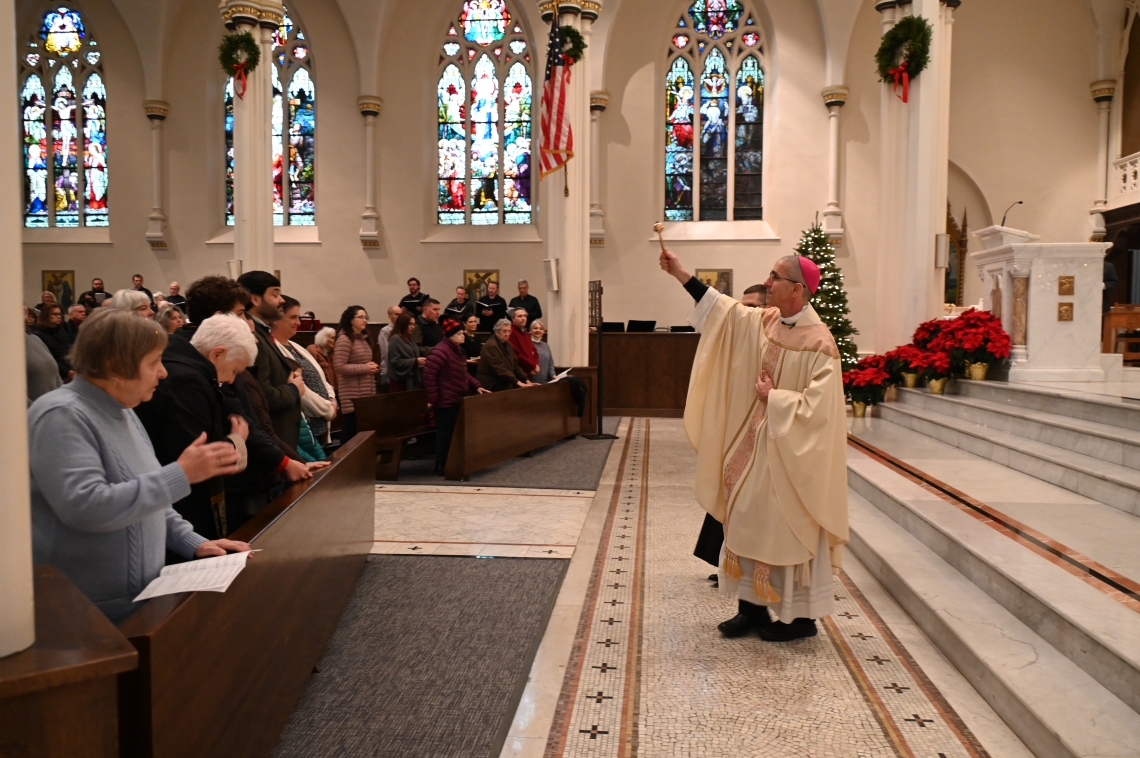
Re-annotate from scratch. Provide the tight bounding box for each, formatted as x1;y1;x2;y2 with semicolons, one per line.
437;1;533;226
666;3;765;222
18;5;106;227
225;4;315;226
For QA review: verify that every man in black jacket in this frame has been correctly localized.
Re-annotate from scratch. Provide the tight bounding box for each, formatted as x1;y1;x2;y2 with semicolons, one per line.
477;280;508;332
238;270;304;451
508;279;542;327
399;277;430;315
444;286;474;322
414;299;444;349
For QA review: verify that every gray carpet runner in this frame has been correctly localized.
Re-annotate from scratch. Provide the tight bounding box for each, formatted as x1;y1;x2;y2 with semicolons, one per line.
273;555;567;758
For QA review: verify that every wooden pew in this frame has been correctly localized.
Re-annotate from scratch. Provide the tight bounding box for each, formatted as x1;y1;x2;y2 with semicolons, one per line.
354;390;436;480
116;433;376;758
0;566;138;758
445;382;581;480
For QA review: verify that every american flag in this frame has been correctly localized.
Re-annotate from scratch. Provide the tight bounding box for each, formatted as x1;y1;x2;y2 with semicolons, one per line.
539;6;573;178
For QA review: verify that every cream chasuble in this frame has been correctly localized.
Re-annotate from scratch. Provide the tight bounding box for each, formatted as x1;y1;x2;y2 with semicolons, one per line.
684;290;848;620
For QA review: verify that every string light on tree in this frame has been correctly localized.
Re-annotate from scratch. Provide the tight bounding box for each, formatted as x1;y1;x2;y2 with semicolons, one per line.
795;222;859;371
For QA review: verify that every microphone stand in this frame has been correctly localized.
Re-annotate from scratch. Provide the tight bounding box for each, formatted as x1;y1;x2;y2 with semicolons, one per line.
584;281;618;441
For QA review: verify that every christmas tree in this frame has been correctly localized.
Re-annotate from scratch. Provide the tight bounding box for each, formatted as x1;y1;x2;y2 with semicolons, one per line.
794;222;859;371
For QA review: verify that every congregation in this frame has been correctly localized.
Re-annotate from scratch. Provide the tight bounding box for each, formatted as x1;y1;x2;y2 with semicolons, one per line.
24;270;564;624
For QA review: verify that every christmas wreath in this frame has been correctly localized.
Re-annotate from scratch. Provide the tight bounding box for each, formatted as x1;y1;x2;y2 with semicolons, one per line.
218;32;261;100
560;25;587;65
875;15;931;103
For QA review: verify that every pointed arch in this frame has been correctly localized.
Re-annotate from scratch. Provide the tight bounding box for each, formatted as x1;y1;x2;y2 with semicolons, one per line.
18;4;106;227
436;0;534;226
225;3;316;227
667;1;766;222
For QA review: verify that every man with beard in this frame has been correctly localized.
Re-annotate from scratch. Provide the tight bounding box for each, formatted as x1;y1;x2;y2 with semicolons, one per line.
238;270;304;450
476;280;508;332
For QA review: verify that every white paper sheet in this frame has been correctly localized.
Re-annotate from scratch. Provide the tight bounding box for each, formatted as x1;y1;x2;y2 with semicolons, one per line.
134;551;254;602
550;368;573;383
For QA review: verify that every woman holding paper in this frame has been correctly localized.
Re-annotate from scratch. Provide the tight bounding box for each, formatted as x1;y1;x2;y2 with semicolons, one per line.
28;309;251;624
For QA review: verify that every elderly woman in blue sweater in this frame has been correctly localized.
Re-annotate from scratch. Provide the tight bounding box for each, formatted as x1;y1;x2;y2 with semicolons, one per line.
29;309;251;624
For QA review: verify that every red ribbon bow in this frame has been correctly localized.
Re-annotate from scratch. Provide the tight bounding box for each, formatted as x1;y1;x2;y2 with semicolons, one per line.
233;61;249;100
889;60;909;103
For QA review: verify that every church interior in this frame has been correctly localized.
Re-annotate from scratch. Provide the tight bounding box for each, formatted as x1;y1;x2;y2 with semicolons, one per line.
3;0;1140;756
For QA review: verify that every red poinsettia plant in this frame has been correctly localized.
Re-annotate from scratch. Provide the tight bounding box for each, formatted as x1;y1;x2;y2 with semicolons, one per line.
912;318;950;350
921;349;953;380
927;309;1011;370
882;344;930;383
843;366;891;406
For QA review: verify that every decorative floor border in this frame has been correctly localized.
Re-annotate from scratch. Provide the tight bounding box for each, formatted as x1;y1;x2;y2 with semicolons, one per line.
543;419;991;757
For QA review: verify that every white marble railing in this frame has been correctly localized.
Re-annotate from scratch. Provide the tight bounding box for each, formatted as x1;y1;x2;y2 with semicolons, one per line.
1111;152;1140;209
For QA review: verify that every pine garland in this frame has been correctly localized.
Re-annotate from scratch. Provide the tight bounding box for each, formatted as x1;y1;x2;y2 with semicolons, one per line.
560;25;587;64
795;223;860;371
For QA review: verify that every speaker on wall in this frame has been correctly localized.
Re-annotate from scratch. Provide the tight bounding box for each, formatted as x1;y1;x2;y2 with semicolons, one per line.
544;258;560;292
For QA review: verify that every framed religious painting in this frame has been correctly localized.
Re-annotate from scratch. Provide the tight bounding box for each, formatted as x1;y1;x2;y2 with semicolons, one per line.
696;269;733;297
41;270;75;309
464;269;500;300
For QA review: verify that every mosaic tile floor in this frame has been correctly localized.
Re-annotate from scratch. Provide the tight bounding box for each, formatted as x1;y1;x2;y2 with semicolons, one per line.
373;484;595;557
542;419;995;758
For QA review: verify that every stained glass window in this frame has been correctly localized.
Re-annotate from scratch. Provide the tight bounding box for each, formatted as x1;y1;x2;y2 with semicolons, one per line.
666;5;765;222
437;1;532;225
460;0;510;46
734;56;763;220
688;0;743;41
19;5;106;227
699;49;728;220
226;4;315;226
665;58;694;222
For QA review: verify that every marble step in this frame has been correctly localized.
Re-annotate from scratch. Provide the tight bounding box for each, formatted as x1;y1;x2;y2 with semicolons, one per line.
955;379;1140;433
847;449;1140;714
895;387;1140;469
847;488;1140;758
878;401;1140;517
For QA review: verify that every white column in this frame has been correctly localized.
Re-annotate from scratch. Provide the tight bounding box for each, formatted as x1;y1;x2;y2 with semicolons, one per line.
820;86;848;246
358;97;382;249
589;91;608;247
0;0;35;658
1090;81;1115;241
541;1;597;367
221;1;281;273
144;100;169;249
874;1;907;352
900;0;956;331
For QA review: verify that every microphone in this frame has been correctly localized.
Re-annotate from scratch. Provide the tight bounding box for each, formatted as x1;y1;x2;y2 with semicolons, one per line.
1001;200;1023;228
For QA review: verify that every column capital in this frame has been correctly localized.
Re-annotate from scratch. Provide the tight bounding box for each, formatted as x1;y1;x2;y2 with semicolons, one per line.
821;86;849;109
874;1;897;10
1091;80;1117;103
219;1;283;30
143;100;169;120
590;91;609;111
540;1;601;22
941;0;962;7
358;96;383;117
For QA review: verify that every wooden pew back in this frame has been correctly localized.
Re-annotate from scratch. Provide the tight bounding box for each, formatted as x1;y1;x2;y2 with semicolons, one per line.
355;390;428;439
445;382;580;480
116;434;376;758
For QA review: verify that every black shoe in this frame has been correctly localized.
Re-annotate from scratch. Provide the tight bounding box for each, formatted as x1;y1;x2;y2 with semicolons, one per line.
757;617;818;642
707;573;718;582
717;600;772;638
